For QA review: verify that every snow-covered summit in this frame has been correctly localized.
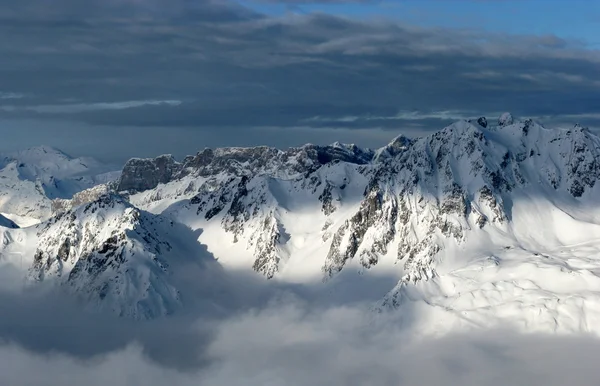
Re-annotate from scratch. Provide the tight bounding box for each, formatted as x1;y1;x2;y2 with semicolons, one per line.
498;112;514;126
373;134;412;161
17;193;219;318
0;145;119;221
2;145;95;180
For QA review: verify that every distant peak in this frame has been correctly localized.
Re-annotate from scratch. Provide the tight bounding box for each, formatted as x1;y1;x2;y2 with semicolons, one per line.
79;192;133;214
498;112;514;127
388;134;412;146
330;141;358;150
25;145;67;154
476;116;488;128
374;134;413;161
573;123;590;132
8;145;72;160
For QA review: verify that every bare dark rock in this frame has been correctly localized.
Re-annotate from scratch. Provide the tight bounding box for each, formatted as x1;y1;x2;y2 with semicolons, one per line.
117;155;181;192
477;116;488;128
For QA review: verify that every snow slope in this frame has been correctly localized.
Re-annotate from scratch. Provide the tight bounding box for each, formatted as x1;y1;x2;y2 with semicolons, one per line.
0;145;119;220
0;193;223;319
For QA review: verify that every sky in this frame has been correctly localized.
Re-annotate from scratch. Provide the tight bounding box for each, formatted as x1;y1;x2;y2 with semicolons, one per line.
0;0;599;163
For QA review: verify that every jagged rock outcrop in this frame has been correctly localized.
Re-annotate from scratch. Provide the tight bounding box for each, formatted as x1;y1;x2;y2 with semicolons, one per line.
322;118;600;282
324;188;397;276
477;116;488;128
119;143;374;194
183;143;373;178
28;193;214;319
52;183;112;214
498;112;514;127
117;155;181;193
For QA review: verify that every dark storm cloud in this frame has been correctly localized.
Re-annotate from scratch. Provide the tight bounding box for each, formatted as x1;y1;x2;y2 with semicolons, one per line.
0;0;599;154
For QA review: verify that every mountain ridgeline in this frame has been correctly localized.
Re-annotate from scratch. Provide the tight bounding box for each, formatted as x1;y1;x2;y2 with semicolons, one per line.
3;112;600;321
112;113;600;281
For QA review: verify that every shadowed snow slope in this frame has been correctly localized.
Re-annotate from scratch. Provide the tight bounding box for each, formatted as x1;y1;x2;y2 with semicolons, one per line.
0;214;18;229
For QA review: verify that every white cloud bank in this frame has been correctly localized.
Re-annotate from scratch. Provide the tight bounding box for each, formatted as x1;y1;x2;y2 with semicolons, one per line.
1;294;599;386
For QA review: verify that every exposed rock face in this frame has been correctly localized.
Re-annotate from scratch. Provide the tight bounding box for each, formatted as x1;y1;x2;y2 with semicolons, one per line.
119;144;374;194
323;119;600;283
29;193;210;319
52;184;111;214
184;143;373;178
498;112;514;127
117;155;181;193
251;212;289;279
324;188;398;275
477;116;488;128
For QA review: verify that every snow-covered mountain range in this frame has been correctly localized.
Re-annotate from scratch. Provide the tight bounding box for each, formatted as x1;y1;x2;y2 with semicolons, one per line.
3;113;600;333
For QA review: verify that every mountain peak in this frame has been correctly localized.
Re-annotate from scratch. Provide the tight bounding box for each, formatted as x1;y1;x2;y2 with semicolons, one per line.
0;144;115;220
6;145;73;161
28;191;213;319
498;112;514;127
374;134;413;161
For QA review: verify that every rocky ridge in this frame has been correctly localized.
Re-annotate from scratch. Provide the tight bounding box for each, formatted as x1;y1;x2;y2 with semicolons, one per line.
120;115;600;283
25;193;212;319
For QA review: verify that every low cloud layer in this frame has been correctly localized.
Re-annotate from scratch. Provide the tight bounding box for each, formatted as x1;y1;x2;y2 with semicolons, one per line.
0;246;598;385
0;287;599;386
0;0;599;161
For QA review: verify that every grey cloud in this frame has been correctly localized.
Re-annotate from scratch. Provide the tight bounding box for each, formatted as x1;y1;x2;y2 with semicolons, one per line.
0;0;599;157
0;100;182;114
0;287;216;371
0;92;25;100
1;290;600;386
